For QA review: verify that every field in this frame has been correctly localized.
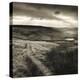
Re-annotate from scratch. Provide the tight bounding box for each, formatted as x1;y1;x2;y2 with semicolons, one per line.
10;25;78;77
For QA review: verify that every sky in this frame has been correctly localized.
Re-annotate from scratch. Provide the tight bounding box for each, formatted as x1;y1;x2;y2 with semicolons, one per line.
10;2;78;28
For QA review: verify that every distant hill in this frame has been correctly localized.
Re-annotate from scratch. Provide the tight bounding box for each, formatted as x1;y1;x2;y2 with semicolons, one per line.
11;25;77;41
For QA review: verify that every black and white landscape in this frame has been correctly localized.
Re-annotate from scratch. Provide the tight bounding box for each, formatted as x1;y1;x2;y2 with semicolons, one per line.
10;2;78;77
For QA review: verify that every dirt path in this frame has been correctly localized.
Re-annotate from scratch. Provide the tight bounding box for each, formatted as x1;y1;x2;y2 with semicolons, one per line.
22;42;53;76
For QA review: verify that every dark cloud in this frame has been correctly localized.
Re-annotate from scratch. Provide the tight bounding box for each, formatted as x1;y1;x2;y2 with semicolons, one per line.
10;2;78;27
12;2;78;20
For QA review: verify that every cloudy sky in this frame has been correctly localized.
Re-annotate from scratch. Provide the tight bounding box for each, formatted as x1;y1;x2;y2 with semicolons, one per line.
10;2;78;28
